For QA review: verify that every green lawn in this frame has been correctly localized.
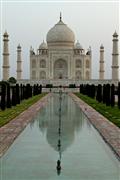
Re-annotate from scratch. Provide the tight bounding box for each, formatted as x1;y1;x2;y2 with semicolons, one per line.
0;93;47;127
75;93;120;128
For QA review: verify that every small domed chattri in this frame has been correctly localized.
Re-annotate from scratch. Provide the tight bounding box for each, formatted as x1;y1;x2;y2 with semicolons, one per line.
100;44;104;49
17;44;21;49
39;40;47;49
113;31;118;37
75;40;83;49
3;31;9;37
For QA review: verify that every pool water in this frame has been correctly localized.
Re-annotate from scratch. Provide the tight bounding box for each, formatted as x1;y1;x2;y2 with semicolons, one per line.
0;93;120;180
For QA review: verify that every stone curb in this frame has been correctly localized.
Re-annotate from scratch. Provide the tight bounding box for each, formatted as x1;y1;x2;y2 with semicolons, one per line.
69;93;120;161
0;93;51;158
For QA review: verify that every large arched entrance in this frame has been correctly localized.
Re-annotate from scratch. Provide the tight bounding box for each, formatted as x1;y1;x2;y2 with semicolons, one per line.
54;59;68;79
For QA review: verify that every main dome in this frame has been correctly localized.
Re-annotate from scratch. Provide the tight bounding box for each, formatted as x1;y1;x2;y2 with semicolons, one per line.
46;16;75;48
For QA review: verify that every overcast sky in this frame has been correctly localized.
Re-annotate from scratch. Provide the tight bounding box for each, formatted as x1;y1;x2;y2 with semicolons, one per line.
0;1;119;80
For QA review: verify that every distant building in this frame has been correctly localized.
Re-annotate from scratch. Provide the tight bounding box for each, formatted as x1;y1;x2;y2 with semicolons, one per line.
30;14;92;80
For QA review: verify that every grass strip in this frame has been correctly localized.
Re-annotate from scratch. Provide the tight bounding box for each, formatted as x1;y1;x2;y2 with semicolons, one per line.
0;93;47;127
75;93;120;128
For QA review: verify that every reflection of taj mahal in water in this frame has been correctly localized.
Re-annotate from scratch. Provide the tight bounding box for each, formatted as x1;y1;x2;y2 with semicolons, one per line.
31;94;87;153
30;14;92;80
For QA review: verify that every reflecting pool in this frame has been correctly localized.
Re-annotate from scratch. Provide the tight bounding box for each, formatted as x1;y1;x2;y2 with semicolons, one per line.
0;93;120;180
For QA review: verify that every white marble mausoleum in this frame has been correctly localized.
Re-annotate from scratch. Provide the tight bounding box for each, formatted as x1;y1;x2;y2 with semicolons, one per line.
30;14;92;81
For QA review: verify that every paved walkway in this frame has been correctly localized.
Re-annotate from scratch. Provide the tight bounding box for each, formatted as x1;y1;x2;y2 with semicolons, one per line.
70;93;120;161
0;94;50;157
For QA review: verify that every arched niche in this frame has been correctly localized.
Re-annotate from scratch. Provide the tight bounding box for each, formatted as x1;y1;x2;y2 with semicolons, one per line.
54;59;68;79
75;70;82;80
40;71;46;79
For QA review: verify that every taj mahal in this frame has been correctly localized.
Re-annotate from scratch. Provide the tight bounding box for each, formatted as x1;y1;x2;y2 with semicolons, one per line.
30;14;91;81
2;13;119;85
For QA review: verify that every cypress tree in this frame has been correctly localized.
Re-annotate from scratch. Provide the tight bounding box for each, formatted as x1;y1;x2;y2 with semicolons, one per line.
106;84;111;106
36;84;39;95
111;84;115;107
103;84;106;104
33;84;36;96
80;84;83;94
25;84;29;99
12;86;17;106
1;84;6;110
89;85;91;97
26;84;31;98
118;83;120;109
24;85;28;99
91;84;96;99
83;84;87;95
23;85;26;100
86;84;88;96
40;84;42;94
29;85;32;97
87;84;90;97
6;84;11;108
20;84;23;100
96;84;102;103
81;84;84;94
28;84;32;98
16;84;20;104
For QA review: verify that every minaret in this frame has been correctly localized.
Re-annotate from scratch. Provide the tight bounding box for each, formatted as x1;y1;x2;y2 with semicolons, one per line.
99;44;105;80
60;12;62;21
2;31;10;80
112;31;119;80
16;44;22;80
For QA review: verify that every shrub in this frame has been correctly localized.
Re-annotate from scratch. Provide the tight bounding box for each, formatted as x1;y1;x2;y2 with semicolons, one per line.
69;84;76;88
8;77;17;84
0;81;9;86
46;84;53;88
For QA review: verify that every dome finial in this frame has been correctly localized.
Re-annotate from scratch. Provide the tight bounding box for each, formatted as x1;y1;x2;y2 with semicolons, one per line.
60;12;62;21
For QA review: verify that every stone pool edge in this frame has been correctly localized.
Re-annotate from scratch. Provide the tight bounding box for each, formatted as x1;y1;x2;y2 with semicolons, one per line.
69;93;120;161
0;93;51;158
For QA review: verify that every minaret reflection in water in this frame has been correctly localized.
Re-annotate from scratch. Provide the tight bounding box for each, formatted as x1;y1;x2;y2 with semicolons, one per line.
56;90;62;175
